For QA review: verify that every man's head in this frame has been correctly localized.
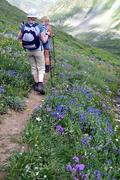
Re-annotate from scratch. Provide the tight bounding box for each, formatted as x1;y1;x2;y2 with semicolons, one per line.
27;8;38;21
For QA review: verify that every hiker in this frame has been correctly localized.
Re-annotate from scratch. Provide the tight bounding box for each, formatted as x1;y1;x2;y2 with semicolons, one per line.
40;16;53;73
18;8;49;95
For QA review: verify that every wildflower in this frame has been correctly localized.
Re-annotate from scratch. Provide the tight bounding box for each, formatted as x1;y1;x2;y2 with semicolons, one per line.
46;107;52;112
56;125;64;135
66;164;73;172
87;107;101;115
52;111;59;116
43;175;47;179
82;174;88;180
94;170;102;180
81;138;90;147
36;117;41;122
56;106;63;112
73;177;79;180
7;70;17;77
0;86;5;94
52;111;64;120
75;164;85;171
36;172;39;176
72;156;79;163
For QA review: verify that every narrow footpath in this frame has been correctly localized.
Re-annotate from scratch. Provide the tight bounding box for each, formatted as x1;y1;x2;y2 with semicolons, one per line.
0;74;49;180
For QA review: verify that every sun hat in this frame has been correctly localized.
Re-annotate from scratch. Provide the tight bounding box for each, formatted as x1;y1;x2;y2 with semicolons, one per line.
27;8;38;18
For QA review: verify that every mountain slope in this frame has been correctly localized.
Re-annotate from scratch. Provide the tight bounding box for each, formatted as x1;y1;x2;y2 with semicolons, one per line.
51;0;120;33
0;0;33;114
7;0;57;18
7;0;120;56
1;1;120;179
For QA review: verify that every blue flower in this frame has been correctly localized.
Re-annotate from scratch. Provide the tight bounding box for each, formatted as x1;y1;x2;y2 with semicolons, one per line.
75;164;85;171
46;107;52;112
56;125;64;135
82;174;88;180
56;105;64;112
0;86;5;94
81;138;90;147
72;156;79;163
66;164;73;172
7;70;17;77
94;170;102;180
87;107;101;115
52;111;59;116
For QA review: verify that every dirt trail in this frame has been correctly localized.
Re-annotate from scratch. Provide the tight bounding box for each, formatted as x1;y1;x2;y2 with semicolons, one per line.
0;74;49;179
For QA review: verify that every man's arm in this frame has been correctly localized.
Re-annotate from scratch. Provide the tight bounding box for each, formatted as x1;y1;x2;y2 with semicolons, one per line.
40;32;49;43
18;31;22;40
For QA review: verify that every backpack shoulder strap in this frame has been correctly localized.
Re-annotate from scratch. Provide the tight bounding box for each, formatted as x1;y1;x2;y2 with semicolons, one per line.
24;23;30;27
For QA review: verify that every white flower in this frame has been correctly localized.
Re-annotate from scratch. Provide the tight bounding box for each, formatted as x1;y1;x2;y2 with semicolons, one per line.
36;172;39;176
34;167;39;170
36;117;41;122
25;165;30;170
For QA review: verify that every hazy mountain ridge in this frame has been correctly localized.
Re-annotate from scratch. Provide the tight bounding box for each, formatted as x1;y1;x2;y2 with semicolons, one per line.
52;0;120;33
7;0;57;18
50;0;120;55
7;0;120;55
7;0;120;33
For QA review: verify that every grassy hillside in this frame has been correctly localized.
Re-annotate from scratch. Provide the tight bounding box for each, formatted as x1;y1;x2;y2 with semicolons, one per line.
0;0;32;114
8;29;120;179
0;1;120;179
0;0;27;33
76;32;120;56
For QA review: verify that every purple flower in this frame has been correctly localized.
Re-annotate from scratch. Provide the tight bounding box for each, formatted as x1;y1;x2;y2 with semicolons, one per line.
75;164;85;171
94;170;102;180
52;111;59;116
72;156;79;163
56;113;64;120
87;107;101;115
7;70;17;77
46;107;52;112
52;111;64;119
66;164;73;172
74;177;79;180
0;86;5;94
82;174;88;180
81;138;90;147
56;125;64;135
56;105;64;112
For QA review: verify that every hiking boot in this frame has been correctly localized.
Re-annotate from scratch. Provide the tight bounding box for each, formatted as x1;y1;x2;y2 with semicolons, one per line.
45;65;50;73
45;65;54;73
37;82;45;95
34;82;38;91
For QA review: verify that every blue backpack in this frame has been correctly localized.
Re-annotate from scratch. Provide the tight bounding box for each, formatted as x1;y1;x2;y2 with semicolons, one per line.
22;23;40;50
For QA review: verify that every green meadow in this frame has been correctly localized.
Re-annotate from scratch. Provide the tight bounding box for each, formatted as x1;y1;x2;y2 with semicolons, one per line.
0;0;120;179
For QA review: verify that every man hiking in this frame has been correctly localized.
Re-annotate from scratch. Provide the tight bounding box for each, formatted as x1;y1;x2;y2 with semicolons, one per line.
18;8;49;95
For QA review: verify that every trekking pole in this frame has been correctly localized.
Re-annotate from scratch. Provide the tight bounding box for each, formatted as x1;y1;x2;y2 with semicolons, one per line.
52;34;56;65
49;34;56;86
49;38;54;86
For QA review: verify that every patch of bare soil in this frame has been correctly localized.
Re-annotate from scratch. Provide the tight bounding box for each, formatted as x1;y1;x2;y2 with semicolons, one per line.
0;74;49;180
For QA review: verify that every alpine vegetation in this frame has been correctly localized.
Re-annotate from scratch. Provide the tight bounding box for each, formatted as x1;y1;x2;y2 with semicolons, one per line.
0;0;120;179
